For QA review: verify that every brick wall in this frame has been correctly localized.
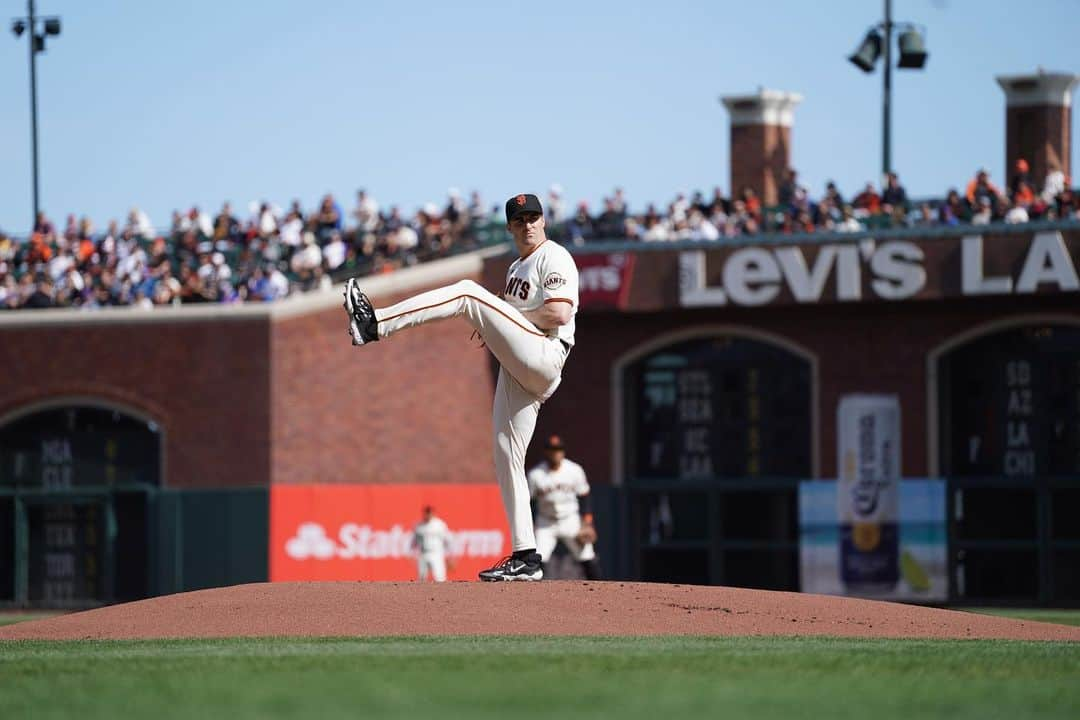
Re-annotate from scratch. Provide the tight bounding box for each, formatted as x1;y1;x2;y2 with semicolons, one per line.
730;123;791;206
529;293;1080;485
0;316;272;488
1005;104;1071;185
270;283;496;485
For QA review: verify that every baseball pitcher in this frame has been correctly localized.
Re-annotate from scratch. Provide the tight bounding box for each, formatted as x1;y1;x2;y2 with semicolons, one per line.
343;193;578;581
528;435;601;580
411;505;452;582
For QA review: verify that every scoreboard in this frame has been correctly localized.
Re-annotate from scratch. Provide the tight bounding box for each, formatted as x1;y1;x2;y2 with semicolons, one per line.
626;336;812;481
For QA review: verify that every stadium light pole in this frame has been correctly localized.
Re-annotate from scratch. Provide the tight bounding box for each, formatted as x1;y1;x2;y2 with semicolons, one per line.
847;0;927;178
10;0;62;229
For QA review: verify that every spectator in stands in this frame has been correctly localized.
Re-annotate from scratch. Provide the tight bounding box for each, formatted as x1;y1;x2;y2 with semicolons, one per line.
1005;199;1029;224
323;231;347;271
739;187;761;219
965;169;1003;207
566;202;594;245
1042;160;1067;205
315;194;342;241
33;211;56;242
778;168;805;208
547;184;566;224
1010;158;1032;197
594;197;626;240
914;202;937;227
213;202;240;242
835;204;864;233
971;196;993;225
882;172;908;209
852;182;882;216
126;207;155;240
22;276;55;309
823;181;845;208
611;187;627;214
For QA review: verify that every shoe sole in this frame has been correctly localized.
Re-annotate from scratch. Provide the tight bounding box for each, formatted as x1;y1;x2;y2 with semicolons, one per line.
342;280;367;346
478;570;543;582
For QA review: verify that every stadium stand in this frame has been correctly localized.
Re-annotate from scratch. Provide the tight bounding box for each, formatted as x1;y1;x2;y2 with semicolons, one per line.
1;164;1076;310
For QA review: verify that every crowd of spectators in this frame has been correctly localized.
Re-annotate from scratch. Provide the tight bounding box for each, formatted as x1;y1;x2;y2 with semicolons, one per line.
546;159;1078;245
0;190;498;311
1;160;1076;311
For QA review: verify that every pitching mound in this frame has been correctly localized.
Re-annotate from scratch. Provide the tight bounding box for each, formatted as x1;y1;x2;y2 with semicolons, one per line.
2;581;1077;641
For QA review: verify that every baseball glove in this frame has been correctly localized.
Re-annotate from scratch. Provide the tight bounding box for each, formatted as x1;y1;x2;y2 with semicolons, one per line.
576;523;598;545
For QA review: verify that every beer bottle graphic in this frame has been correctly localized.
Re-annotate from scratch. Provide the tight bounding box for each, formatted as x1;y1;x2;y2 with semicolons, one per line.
838;395;900;593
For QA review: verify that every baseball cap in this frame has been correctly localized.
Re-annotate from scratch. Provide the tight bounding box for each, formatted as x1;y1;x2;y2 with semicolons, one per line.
544;434;565;450
505;193;544;223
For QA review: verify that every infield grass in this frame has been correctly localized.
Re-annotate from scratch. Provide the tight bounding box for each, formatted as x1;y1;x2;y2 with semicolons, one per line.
2;636;1078;720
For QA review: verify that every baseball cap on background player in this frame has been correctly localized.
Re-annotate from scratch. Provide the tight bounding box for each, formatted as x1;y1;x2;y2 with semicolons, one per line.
544;435;565;451
505;193;544;223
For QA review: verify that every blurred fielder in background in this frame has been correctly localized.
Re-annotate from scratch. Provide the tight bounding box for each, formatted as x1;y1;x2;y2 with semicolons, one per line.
528;435;601;580
411;505;453;582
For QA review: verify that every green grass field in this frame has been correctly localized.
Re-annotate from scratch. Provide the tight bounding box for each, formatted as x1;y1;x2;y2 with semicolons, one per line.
2;635;1078;720
961;608;1080;627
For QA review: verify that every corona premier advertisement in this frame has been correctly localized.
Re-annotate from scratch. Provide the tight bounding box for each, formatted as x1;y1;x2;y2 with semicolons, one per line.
799;395;947;601
271;484;509;582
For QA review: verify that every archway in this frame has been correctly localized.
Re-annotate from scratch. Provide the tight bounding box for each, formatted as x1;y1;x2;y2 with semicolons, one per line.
934;321;1080;605
613;328;816;589
0;402;162;606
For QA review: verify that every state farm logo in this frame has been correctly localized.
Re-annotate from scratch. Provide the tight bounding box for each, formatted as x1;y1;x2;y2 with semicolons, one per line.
285;522;504;560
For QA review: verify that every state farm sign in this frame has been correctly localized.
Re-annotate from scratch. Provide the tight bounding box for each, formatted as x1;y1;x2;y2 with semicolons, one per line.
678;231;1079;307
271;484;508;581
285;521;502;560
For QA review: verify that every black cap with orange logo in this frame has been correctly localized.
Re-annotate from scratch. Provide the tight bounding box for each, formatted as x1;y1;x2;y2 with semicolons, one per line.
505;193;544;223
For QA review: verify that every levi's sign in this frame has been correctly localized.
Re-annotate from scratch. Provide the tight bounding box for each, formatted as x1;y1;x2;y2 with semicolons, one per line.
678;231;1079;307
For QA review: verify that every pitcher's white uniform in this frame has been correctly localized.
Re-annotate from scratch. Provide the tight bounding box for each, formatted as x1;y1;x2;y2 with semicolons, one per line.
529;458;596;562
413;515;452;582
373;239;579;553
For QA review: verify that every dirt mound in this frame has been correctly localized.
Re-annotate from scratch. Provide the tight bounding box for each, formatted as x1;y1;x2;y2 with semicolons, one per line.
2;582;1077;641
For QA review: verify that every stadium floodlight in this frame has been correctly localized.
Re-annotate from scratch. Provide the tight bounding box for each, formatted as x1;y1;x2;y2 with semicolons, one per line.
848;31;882;73
847;0;929;176
897;27;927;69
9;1;63;229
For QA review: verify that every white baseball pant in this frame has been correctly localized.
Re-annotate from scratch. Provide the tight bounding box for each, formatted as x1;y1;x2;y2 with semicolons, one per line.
535;514;596;563
375;279;568;552
417;553;447;582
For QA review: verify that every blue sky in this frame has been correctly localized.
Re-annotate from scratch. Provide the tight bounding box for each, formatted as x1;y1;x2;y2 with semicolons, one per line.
1;0;1077;233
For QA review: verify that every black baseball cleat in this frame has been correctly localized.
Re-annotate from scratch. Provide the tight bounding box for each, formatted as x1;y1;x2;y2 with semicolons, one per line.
478;553;543;582
343;277;379;346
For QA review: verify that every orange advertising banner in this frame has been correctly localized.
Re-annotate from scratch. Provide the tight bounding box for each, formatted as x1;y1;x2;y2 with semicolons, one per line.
270;484;509;582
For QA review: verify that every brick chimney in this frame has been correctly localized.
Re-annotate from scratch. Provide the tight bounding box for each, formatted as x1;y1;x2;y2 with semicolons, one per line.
720;89;802;206
996;71;1079;188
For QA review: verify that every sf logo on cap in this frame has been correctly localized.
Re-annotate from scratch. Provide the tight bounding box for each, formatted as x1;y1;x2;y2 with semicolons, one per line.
516;194;526;206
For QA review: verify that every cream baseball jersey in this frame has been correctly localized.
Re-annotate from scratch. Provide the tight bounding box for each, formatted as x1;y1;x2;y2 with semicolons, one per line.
528;459;590;522
413;517;451;556
502;240;578;347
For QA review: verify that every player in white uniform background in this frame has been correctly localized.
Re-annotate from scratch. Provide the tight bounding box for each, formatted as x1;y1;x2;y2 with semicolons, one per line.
529;435;601;580
343;193;579;581
411;505;452;582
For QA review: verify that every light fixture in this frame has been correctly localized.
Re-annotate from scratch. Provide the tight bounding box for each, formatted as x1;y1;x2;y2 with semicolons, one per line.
897;28;928;69
11;19;26;37
849;31;882;73
43;17;60;36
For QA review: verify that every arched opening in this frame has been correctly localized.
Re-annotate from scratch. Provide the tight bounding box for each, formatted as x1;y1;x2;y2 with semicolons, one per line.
614;329;815;589
936;322;1080;605
0;403;162;607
